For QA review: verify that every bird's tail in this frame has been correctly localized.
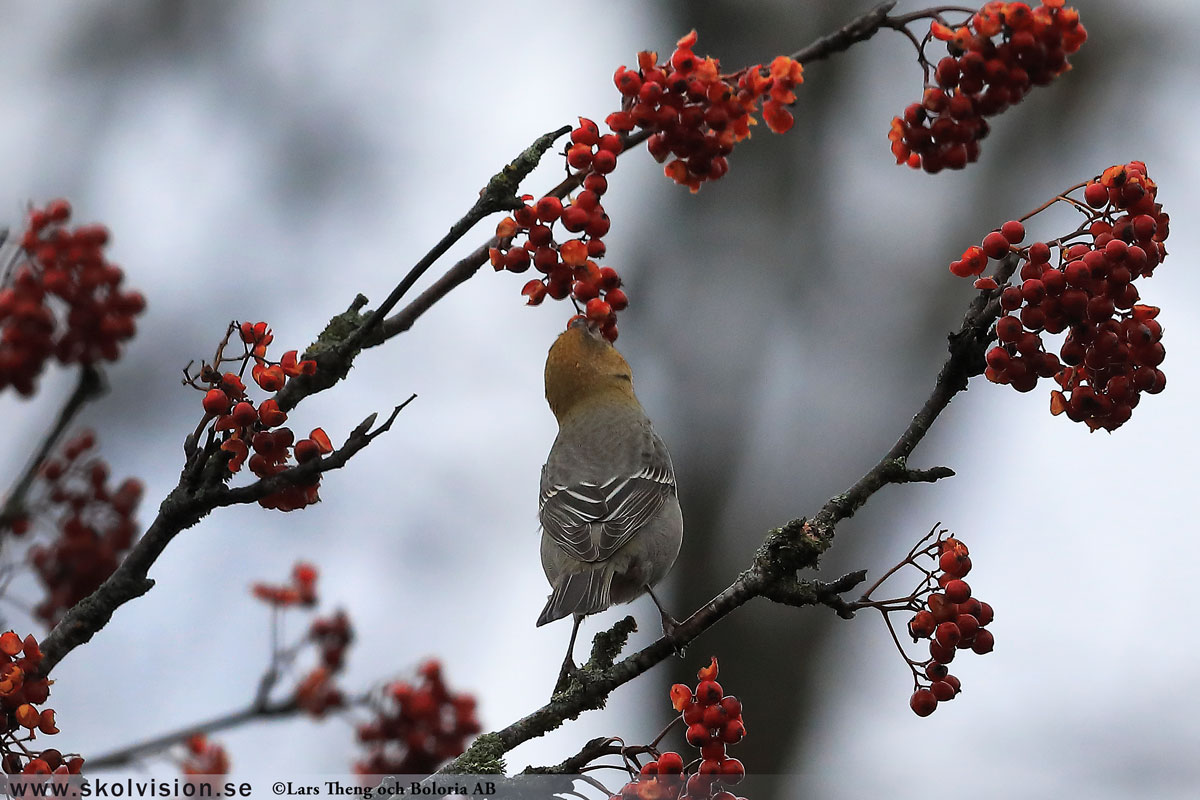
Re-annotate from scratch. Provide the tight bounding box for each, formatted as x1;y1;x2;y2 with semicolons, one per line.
536;567;612;626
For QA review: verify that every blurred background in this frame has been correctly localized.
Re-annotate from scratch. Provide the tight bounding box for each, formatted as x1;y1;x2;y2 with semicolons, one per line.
0;1;1196;797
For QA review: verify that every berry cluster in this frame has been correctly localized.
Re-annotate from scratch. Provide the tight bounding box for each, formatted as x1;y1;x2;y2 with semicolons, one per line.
251;561;319;607
955;162;1169;431
0;632;73;773
492;32;803;341
355;660;481;776
611;31;803;191
610;658;747;800
190;321;331;510
0;199;144;395
904;537;995;717
889;1;1086;173
491;174;627;342
181;734;229;775
3;747;83;777
250;563;353;718
295;610;353;718
15;430;144;626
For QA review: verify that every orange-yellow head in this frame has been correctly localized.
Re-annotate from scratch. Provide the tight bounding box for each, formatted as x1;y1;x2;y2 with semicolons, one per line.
544;320;637;423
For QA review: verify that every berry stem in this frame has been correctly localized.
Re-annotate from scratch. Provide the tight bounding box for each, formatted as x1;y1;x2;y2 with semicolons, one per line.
1018;182;1090;221
649;716;683;749
0;364;105;534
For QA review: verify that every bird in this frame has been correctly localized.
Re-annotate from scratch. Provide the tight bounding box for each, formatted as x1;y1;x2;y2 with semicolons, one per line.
537;317;683;681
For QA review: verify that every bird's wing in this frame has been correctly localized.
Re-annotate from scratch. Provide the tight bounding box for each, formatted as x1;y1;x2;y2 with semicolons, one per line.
540;464;675;563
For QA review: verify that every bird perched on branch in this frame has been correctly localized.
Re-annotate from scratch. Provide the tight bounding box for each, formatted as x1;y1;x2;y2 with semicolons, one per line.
538;318;683;680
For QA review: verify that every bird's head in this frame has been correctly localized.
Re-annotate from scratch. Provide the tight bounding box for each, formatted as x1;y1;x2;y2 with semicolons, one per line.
544;318;637;422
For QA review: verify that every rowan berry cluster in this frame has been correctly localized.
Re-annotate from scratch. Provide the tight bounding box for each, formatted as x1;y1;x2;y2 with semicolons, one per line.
903;536;995;717
250;563;352;718
889;1;1086;173
355;660;481;776
11;430;144;627
189;321;331;510
610;658;747;800
492;31;803;341
0;199;144;395
610;30;804;191
251;561;319;607
954;162;1169;431
181;734;229;775
3;747;83;777
491;177;626;342
0;632;75;774
295;611;353;718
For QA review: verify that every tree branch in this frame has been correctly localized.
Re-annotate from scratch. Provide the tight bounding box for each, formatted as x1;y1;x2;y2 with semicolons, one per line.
790;1;898;63
36;399;414;676
273;127;572;413
84;698;299;769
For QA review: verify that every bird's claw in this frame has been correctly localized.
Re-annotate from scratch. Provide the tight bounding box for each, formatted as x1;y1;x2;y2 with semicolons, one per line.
553;659;589;696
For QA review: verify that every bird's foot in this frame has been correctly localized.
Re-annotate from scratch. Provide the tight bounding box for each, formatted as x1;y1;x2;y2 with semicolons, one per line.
553;657;588;696
647;585;686;656
659;611;687;657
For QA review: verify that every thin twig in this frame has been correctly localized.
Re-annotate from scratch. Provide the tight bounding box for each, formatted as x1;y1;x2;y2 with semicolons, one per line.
84;699;299;769
0;365;105;532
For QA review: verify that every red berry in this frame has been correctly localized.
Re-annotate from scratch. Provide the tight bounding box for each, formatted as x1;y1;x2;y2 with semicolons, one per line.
720;719;745;744
971;628;995;654
701;704;727;729
566;144;593;170
955;613;980;642
929;640;956;664
686;723;711;746
534;196;563;223
939;550;971;578
927;593;958;624
583;174;608;195
995;315;1022;343
720;758;745;784
935;621;962;648
231;401;258;427
1083;182;1108;208
696;679;723;705
571;120;599;146
930;680;956;701
597;134;623;154
592;150;617;174
943;579;971;603
908;610;936;639
657;752;684;774
202;388;231;416
1000;220;1026;244
585;298;612;322
46;198;72;222
910;689;937;717
560;206;590;233
982;231;1010;259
